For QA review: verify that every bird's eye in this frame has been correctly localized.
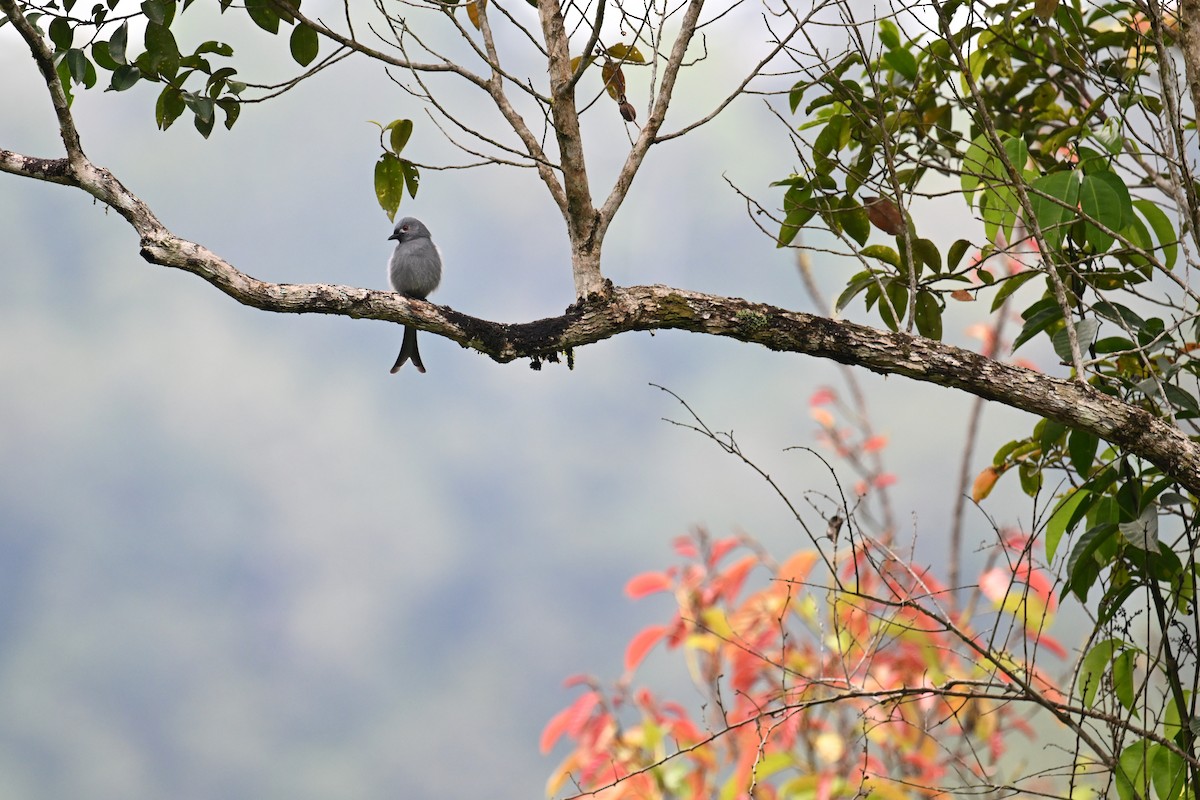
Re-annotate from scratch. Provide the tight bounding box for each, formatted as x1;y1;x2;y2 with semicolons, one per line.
401;225;409;232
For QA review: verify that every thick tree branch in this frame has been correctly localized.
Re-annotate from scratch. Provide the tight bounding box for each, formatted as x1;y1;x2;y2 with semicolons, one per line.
6;143;1198;497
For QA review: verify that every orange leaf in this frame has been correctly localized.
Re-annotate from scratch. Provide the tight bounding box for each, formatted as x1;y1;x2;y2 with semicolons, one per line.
715;555;758;603
465;0;486;29
625;624;668;672
811;407;835;428
972;466;1000;502
950;289;974;301
625;570;674;598
777;550;819;586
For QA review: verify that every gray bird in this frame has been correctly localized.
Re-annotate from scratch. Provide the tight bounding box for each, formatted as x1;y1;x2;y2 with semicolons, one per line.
387;216;442;374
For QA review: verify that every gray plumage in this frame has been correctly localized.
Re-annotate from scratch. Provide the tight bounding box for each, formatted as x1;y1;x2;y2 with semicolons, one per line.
387;216;442;374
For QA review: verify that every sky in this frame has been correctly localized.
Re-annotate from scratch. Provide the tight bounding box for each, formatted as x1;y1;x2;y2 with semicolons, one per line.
0;2;1055;798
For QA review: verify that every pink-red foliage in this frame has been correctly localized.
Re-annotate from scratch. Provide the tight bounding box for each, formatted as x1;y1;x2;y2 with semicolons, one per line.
542;530;1064;799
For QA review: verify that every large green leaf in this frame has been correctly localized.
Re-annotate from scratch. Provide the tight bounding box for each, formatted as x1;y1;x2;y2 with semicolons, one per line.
913;290;942;339
1078;173;1120;252
289;23;318;66
1045;488;1092;562
387;118;414;154
1012;296;1064;352
1029;170;1081;250
374;153;405;221
244;0;280;33
1132;198;1178;270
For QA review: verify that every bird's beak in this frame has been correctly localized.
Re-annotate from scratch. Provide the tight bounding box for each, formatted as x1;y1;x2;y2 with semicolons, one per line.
388;233;400;241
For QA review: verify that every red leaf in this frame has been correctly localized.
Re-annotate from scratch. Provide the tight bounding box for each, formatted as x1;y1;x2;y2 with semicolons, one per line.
862;435;888;453
716;555;758;603
810;387;836;405
625;624;668;672
673;535;698;558
540;690;599;753
708;537;739;566
625;570;674;599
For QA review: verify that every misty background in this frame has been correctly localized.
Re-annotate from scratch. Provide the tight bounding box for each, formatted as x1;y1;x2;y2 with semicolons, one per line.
0;2;1052;797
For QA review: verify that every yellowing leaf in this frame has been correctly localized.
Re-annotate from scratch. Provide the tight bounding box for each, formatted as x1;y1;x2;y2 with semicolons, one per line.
972;465;1000;502
606;42;645;63
600;60;625;100
1034;0;1059;20
466;0;485;29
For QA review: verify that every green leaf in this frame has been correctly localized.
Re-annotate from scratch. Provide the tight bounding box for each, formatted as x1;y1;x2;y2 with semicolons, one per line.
108;64;141;91
1052;318;1100;362
1012;296;1064;353
195;40;234;57
980;184;1020;246
49;16;74;50
55;59;75;107
289;23;318;66
1116;739;1151;800
879;280;907;331
913;291;942;339
143;21;180;79
1078;172;1120;252
1087;169;1132;229
194;107;215;137
244;0;280;33
387;118;414;154
1030;170;1081;251
1132;198;1178;270
1046;489;1091;562
1077;638;1118;707
374;152;405;221
93;41;119;71
861;244;900;268
835;271;876;312
400;159;420;198
989;269;1038;312
842;199;870;246
911;238;940;273
109;21;129;63
155;85;186;130
883;48;917;81
946;239;971;272
1151;744;1186;800
1065;522;1117;602
185;92;214;125
878;19;900;49
1163;383;1200;418
141;0;169;25
65;48;94;86
1068;429;1099;477
1112;649;1136;711
217;97;240;129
